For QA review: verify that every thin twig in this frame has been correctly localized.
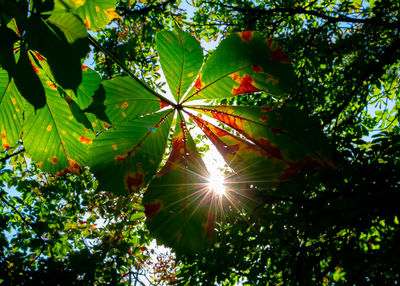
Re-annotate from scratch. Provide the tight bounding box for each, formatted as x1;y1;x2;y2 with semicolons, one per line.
203;2;400;29
117;0;177;17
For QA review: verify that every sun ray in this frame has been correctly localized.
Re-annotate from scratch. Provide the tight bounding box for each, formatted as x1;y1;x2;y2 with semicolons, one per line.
208;172;226;196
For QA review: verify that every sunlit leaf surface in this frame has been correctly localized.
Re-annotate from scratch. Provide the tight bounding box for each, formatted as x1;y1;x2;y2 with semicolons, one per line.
189;105;334;168
74;0;120;30
143;116;217;254
156;29;203;102
4;22;333;255
183;31;295;103
23;81;95;174
0;69;24;151
90;110;174;196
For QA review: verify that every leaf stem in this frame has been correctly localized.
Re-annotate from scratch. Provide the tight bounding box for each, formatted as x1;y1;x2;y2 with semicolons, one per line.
87;35;176;107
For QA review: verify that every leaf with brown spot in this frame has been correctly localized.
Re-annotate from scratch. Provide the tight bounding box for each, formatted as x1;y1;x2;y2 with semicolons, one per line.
189;105;335;168
85;77;162;126
73;0;120;30
0;68;24;151
188;112;289;188
182;31;295;103
23;79;95;174
89;110;174;195
143;115;218;254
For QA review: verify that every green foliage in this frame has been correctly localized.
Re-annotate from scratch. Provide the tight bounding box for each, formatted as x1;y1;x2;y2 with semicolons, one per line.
1;0;399;284
0;155;150;284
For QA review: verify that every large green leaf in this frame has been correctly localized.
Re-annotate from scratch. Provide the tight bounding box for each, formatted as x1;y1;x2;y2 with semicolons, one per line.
65;67;106;132
23;81;95;174
12;28;333;257
56;0;87;10
156;29;203;103
182;31;295;103
143;116;217;254
73;68;102;110
0;68;24;151
90;110;174;195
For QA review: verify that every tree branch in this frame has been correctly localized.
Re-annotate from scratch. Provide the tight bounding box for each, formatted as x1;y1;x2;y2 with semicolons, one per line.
0;148;25;163
116;0;177;17
324;37;400;126
0;194;46;246
204;2;400;29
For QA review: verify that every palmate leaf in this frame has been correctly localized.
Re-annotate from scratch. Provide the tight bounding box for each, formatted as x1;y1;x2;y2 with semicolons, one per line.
138;30;333;254
17;28;329;255
80;29;334;255
156;29;203;102
0;68;24;151
142;115;217;254
182;31;295;103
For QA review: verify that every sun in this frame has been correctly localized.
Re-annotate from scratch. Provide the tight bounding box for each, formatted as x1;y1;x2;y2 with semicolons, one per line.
208;172;226;196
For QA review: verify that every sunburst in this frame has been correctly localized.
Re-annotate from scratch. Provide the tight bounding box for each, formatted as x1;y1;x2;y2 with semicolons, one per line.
207;172;226;196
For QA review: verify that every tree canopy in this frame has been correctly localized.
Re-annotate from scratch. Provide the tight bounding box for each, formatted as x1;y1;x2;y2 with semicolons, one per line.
1;0;399;285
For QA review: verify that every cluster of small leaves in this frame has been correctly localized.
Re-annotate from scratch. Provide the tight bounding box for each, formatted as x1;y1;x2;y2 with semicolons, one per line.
0;152;153;285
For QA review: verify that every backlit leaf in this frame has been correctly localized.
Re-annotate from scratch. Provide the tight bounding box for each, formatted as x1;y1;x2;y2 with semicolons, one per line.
23;81;95;174
25;14;89;90
90;110;174;195
13;48;46;109
190;105;334;168
69;67;105;132
85;77;163;125
0;25;18;73
58;0;87;9
143;115;217;254
48;12;87;44
182;31;295;103
156;28;203;103
188;112;290;188
0;69;24;150
74;0;120;30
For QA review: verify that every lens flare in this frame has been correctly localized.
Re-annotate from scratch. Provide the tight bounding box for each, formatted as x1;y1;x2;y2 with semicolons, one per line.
208;172;226;196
